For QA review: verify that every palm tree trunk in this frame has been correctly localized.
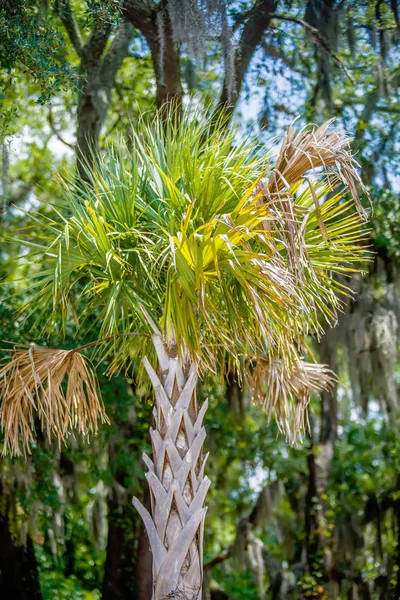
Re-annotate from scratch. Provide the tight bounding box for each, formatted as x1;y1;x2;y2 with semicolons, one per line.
133;334;209;599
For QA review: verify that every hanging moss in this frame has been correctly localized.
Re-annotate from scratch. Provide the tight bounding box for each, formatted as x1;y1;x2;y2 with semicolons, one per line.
339;256;400;418
160;0;236;100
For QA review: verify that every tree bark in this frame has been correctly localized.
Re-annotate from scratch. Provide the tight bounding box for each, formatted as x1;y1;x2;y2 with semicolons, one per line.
133;334;209;599
0;483;42;600
56;2;132;172
124;0;182;109
125;0;280;118
226;371;245;418
304;326;338;598
76;19;133;174
217;0;278;116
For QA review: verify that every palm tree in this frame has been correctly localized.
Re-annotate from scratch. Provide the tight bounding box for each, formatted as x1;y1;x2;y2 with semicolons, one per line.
0;108;368;598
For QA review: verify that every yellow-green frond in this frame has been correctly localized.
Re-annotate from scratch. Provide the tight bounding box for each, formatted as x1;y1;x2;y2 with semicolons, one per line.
1;106;370;448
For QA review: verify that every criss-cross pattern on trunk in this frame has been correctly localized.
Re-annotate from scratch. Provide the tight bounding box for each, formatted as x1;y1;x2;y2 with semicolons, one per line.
133;334;209;599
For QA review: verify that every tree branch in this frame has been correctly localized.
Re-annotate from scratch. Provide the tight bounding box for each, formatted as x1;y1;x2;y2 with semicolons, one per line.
81;20;113;68
123;0;181;107
375;104;400;114
54;0;83;58
260;39;307;75
48;107;75;149
272;14;355;84
123;0;157;43
122;0;158;87
366;24;397;31
100;20;133;89
217;0;279;114
231;8;252;33
204;551;230;572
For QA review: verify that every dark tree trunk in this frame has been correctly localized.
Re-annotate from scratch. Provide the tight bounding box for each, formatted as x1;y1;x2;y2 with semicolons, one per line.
0;485;42;600
76;85;107;173
101;430;140;600
101;488;138;600
303;326;339;598
226;371;245;418
56;3;131;171
124;0;182;110
217;0;278;116
304;447;320;576
150;3;181;108
125;0;279;120
74;20;132;175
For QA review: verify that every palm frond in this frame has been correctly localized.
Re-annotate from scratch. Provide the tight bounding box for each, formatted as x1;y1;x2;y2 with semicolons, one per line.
0;344;108;456
247;356;335;441
267;119;370;216
253;120;370;282
1;106;370;445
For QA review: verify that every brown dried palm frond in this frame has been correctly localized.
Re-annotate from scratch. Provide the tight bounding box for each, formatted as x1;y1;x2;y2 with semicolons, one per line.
247;356;334;441
254;119;369;278
267;119;369;214
0;344;109;456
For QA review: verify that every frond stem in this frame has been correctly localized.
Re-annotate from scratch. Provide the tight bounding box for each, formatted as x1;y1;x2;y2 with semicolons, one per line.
69;332;150;354
3;332;150;357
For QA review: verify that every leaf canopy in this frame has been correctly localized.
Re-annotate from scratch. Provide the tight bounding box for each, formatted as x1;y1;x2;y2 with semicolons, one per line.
2;106;369;451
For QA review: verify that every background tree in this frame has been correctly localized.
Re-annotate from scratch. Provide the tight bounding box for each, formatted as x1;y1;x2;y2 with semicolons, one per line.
1;1;400;599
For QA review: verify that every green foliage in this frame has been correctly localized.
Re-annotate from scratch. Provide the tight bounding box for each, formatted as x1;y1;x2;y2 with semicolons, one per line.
37;565;100;600
83;0;122;26
15;108;366;389
0;1;78;106
372;190;400;259
211;568;260;599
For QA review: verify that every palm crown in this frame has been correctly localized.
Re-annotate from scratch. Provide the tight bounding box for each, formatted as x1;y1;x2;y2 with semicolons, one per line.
1;108;368;454
0;107;370;598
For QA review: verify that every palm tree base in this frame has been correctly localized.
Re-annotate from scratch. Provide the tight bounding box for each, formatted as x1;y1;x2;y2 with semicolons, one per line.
133;334;209;599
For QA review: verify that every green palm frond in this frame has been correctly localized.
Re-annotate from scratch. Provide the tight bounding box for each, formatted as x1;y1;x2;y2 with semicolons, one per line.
2;106;370;450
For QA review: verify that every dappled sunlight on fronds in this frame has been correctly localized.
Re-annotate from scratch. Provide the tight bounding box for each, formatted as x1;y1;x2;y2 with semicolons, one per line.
0;344;109;456
2;106;370;444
